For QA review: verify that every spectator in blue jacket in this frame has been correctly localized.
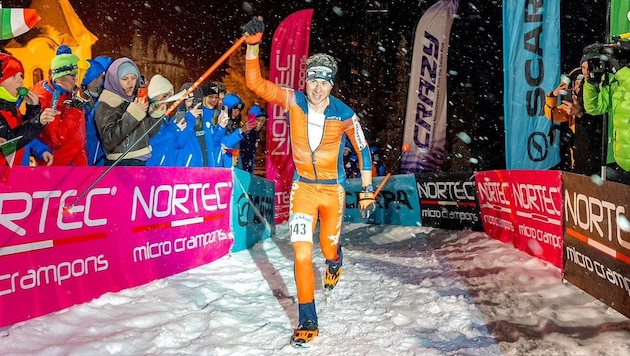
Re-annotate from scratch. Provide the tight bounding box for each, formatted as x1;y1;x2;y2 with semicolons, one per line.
240;104;267;173
21;138;53;166
145;75;181;167
193;82;230;167
219;93;254;168
81;55;113;165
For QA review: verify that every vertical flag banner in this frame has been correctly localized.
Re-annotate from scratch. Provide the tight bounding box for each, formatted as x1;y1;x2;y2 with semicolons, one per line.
0;136;21;167
503;1;560;169
266;9;313;224
401;0;458;173
610;0;630;40
0;5;40;40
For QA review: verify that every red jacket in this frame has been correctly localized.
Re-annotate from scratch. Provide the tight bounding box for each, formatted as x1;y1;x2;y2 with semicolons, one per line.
33;80;87;166
0;99;44;166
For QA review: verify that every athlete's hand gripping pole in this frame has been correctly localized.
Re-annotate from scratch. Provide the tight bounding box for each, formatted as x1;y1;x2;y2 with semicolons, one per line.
374;143;410;196
360;143;411;219
63;35;249;214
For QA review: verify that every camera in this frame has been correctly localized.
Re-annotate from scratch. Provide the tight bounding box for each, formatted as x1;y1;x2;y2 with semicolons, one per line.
583;40;630;75
587;56;607;76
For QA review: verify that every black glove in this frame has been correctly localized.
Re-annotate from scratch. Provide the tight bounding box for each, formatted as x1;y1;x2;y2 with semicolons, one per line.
73;86;91;102
586;71;600;85
67;87;91;109
359;186;376;219
241;16;264;45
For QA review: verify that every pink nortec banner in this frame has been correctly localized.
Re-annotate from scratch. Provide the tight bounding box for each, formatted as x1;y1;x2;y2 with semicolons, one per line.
475;170;514;244
475;170;563;270
0;166;234;328
266;9;313;224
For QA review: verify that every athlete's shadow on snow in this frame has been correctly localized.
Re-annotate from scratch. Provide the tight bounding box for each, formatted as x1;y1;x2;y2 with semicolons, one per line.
340;225;630;349
338;224;498;352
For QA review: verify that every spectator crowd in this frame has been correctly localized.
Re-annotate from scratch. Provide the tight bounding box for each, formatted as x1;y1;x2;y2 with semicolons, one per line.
0;45;265;173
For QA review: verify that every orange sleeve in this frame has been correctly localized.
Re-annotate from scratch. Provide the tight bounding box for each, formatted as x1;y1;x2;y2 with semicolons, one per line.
544;92;570;123
246;58;293;110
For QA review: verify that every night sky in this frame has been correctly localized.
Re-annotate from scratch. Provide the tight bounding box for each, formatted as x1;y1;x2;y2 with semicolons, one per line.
1;0;611;170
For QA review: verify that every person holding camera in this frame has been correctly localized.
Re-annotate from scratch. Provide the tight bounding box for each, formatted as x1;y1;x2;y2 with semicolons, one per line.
243;16;375;347
570;59;605;176
545;65;605;176
582;48;630;184
95;57;158;166
185;81;232;167
165;81;230;167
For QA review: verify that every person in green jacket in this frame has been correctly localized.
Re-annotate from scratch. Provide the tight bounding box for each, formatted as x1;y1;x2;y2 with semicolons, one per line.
582;52;630;184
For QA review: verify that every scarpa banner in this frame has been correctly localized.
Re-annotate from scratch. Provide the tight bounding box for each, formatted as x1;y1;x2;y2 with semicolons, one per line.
266;9;313;225
503;0;561;169
0;166;234;328
401;0;458;173
344;174;421;226
231;169;275;252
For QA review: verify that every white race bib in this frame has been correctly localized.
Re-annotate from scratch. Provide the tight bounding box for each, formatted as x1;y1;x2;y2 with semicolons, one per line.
289;213;314;242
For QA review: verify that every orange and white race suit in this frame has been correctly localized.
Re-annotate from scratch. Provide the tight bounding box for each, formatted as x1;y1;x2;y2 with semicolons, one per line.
246;57;372;314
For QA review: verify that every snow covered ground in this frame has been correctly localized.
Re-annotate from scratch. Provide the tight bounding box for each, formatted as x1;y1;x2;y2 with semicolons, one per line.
1;223;630;355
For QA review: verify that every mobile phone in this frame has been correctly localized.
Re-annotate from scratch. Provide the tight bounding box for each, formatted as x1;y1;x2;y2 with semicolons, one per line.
136;87;148;102
247;114;256;127
560;89;573;103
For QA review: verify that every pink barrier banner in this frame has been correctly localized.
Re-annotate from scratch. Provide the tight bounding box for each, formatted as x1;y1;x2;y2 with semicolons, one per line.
475;170;563;269
475;170;513;244
0;166;234;328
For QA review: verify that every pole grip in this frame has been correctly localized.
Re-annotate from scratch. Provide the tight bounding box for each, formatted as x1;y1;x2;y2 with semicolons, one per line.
373;173;391;197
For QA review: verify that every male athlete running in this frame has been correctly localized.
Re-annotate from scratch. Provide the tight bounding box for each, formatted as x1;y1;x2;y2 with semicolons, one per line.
242;16;376;348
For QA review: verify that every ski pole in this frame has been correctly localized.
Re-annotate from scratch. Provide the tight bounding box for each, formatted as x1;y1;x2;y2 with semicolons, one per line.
374;143;410;197
362;143;409;219
164;35;247;117
63;35;247;213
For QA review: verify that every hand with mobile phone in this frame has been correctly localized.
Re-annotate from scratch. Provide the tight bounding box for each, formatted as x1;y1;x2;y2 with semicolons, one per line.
218;107;229;128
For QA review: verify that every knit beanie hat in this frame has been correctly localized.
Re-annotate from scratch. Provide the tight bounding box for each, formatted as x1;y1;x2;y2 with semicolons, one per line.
248;105;267;119
147;74;174;99
222;93;243;110
201;82;220;96
51;45;79;80
0;53;24;83
81;56;113;87
180;82;203;100
117;62;140;79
